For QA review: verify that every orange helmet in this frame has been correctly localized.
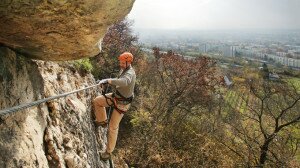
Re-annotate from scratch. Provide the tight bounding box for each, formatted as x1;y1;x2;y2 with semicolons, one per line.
118;52;134;63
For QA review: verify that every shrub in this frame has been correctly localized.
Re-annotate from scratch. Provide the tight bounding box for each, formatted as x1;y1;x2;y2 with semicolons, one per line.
73;58;93;76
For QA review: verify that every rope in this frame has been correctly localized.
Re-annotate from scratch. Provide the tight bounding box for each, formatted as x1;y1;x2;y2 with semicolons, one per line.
0;83;102;115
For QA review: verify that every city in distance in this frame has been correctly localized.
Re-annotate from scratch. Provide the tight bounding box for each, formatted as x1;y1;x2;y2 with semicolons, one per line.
134;28;300;69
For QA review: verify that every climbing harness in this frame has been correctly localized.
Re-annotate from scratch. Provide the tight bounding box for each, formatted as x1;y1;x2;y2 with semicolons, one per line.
101;67;133;114
102;90;133;114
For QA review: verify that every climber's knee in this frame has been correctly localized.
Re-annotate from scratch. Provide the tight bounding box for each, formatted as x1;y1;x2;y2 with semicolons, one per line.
93;95;106;107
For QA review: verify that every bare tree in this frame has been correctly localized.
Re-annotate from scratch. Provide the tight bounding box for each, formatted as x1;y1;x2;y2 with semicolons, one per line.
220;79;300;167
149;48;219;123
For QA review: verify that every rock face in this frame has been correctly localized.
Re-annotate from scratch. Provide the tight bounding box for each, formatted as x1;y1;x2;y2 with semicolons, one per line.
0;47;108;167
0;0;135;61
0;46;48;167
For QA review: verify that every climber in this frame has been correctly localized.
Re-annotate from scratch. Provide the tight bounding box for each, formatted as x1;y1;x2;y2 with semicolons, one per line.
93;52;136;161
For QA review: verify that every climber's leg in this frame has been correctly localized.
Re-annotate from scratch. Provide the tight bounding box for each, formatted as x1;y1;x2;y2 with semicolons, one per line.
93;93;113;126
106;108;124;153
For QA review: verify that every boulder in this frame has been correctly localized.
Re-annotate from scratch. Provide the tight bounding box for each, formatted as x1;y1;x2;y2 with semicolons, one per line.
0;0;135;60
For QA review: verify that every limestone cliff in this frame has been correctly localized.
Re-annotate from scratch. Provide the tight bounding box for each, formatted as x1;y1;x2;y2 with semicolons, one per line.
0;1;135;167
0;47;109;167
0;0;135;60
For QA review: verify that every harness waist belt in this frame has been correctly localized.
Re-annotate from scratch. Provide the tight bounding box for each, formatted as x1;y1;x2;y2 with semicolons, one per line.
114;90;133;105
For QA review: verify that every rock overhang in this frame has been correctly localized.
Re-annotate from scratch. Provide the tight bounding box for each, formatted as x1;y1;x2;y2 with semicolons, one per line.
0;0;135;61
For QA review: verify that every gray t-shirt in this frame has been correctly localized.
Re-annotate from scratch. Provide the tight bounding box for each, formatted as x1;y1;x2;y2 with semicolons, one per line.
110;65;136;98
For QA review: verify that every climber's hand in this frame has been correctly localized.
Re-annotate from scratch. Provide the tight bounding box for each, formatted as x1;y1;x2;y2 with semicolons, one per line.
97;79;109;85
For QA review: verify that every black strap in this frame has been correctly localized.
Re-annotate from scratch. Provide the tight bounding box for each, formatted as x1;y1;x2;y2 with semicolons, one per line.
102;92;114;106
115;90;133;102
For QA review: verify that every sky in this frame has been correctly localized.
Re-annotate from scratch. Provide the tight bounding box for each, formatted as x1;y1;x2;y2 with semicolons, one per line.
127;0;300;30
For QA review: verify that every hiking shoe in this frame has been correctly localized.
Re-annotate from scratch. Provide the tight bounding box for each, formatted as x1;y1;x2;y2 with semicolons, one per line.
100;151;111;161
94;120;108;128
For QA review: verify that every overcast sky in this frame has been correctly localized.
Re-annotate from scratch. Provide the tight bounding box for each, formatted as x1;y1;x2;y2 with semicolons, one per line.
127;0;300;30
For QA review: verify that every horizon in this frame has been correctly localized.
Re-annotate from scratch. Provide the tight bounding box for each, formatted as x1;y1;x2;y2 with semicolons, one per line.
131;27;300;32
130;27;300;42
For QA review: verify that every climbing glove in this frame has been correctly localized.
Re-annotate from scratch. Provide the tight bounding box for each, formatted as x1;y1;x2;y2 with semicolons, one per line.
97;79;110;85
